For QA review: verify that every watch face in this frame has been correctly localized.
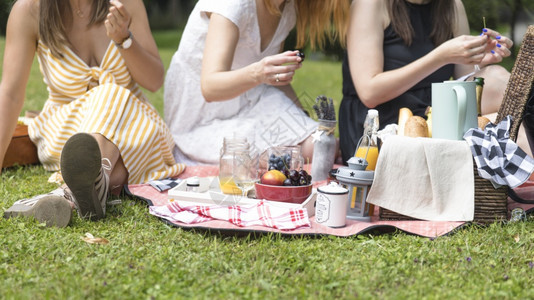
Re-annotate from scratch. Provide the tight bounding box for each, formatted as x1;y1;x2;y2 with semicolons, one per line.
122;37;132;49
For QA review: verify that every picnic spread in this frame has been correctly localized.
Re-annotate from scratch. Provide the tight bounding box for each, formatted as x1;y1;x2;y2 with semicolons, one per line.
126;164;534;239
131;120;533;237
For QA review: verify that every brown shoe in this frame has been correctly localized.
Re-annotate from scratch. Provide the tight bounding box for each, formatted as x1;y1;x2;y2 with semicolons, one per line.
60;133;110;220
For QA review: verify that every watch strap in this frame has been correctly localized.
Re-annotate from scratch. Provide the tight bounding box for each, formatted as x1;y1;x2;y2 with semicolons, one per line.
115;31;132;49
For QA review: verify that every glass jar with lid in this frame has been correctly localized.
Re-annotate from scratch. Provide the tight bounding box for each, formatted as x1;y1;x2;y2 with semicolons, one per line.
219;136;249;195
259;145;304;175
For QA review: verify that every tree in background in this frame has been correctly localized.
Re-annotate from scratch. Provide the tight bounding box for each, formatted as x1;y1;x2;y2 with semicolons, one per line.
0;0;11;36
146;0;196;29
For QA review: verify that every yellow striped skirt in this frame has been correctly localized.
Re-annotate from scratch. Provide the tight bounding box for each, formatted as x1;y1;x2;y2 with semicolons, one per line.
29;83;185;184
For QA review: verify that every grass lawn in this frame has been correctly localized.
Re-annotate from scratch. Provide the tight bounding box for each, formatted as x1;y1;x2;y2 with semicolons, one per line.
1;31;534;299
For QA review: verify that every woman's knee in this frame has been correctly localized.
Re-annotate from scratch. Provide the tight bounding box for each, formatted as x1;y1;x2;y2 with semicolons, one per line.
479;65;511;114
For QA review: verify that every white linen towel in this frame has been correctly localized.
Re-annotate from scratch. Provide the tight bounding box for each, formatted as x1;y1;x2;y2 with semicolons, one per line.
366;135;474;221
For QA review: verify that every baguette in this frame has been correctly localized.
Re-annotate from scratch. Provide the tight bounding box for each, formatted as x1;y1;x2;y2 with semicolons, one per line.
397;107;413;136
404;116;429;138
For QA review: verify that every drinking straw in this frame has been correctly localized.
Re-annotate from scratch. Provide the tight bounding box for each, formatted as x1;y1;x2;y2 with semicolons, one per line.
475;17;487;73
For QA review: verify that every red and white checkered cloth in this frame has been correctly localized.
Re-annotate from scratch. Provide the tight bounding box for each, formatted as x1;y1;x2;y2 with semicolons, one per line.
149;200;311;230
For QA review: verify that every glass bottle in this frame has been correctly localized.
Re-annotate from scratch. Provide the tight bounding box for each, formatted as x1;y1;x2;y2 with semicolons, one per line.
354;109;379;171
311;119;338;182
474;77;485;116
353;109;379;216
219;136;249;195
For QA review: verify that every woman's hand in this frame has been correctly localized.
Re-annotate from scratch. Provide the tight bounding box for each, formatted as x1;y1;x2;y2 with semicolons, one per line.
435;34;489;66
253;50;303;86
438;28;513;68
105;0;132;44
479;28;513;66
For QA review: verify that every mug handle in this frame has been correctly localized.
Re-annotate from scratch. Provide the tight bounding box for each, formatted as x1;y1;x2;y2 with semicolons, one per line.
452;85;467;139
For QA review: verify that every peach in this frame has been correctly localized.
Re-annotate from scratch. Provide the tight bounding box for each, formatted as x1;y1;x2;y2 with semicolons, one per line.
260;170;287;186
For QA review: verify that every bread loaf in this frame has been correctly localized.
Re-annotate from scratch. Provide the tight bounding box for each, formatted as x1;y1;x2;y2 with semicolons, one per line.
404;116;429;137
397;107;413;136
478;116;491;130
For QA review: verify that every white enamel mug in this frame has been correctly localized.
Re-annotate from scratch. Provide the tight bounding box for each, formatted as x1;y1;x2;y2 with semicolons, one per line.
315;182;349;228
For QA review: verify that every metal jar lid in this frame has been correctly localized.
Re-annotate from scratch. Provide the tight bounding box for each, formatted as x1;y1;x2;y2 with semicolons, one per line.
317;182;348;195
186;177;200;187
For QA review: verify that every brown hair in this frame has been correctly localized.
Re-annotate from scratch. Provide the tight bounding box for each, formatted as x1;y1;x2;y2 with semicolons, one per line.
39;0;110;57
387;0;455;46
264;0;350;50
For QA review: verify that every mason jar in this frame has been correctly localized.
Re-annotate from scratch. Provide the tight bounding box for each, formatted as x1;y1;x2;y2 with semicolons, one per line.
219;136;249;195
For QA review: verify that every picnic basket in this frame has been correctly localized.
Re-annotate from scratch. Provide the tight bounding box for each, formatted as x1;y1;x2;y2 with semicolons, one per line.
380;25;534;223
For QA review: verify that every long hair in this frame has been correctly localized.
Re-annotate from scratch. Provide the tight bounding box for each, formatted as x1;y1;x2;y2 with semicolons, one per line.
264;0;350;50
39;0;109;57
387;0;455;46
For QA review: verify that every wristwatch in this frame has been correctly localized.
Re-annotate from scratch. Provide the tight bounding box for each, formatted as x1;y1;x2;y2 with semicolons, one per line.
115;31;133;49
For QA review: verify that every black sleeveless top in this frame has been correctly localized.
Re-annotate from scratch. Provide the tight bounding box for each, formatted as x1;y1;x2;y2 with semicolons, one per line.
338;1;454;163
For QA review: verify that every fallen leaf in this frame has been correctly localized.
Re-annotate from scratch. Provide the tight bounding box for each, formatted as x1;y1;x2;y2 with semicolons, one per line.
81;232;109;245
514;234;520;243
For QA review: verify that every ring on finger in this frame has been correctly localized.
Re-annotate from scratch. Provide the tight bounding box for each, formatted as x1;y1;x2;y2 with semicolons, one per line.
275;73;280;83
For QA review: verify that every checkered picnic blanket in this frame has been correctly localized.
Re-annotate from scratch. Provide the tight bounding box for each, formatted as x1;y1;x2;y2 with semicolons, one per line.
149;200;311;230
464;116;534;188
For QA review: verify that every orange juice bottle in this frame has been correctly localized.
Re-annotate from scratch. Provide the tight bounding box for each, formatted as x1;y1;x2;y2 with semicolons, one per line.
354;109;379;170
354;146;379;171
353;109;379;215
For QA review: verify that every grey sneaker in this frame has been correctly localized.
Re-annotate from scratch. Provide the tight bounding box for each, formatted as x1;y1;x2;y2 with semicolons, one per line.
4;188;73;228
60;133;110;220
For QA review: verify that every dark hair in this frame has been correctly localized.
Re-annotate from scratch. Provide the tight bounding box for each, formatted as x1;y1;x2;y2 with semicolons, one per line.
387;0;456;46
39;0;110;57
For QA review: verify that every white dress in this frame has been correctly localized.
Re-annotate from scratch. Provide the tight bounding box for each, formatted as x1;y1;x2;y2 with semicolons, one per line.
164;0;317;165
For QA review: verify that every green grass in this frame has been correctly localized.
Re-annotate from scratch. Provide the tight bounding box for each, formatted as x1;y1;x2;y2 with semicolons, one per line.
2;31;534;299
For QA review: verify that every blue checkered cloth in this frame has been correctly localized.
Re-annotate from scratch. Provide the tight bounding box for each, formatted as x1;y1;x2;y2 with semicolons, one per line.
464;116;534;188
149;178;182;192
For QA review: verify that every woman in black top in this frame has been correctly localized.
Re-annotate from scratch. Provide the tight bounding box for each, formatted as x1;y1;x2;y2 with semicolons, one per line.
339;0;513;163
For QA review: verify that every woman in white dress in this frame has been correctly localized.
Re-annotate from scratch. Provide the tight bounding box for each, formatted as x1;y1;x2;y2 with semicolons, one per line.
164;0;349;165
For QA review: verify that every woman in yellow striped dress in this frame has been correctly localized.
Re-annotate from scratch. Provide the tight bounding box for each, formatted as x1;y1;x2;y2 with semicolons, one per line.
0;0;185;226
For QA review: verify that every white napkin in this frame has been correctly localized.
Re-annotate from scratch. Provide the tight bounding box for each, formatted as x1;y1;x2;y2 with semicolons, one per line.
366;136;474;221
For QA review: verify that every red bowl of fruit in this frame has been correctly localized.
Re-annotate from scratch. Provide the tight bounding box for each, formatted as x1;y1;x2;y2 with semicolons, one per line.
255;169;313;204
254;182;312;204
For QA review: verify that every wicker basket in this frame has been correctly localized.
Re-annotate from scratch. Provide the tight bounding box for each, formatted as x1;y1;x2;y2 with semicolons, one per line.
380;25;534;224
